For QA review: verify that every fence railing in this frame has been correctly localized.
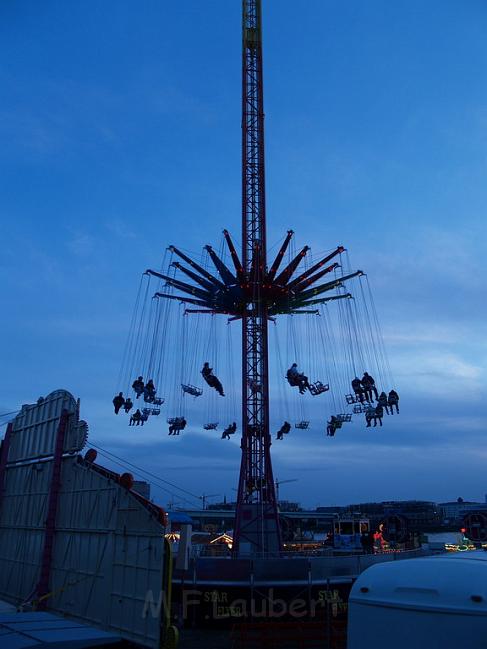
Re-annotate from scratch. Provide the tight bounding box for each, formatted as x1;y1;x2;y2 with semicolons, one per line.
183;547;427;584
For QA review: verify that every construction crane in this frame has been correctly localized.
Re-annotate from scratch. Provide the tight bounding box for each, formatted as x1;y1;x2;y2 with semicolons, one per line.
275;478;298;503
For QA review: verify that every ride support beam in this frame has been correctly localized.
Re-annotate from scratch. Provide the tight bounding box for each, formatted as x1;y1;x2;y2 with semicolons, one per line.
147;270;211;301
292;262;339;293
286;246;345;290
205;245;238;285
172;262;215;292
154;293;210;308
223;229;245;279
169;246;226;290
266;230;294;282
274;245;310;286
293;293;352;308
298;270;363;302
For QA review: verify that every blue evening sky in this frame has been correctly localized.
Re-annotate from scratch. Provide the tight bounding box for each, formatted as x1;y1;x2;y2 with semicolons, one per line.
1;1;486;509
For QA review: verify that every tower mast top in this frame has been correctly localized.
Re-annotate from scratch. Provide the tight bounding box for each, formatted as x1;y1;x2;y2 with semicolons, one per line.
241;0;266;271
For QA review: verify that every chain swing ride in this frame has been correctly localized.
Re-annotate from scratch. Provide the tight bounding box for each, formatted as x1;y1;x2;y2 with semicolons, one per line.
112;0;399;556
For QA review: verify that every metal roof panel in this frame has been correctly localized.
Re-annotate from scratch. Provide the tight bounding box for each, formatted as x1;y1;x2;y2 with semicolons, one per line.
0;612;121;648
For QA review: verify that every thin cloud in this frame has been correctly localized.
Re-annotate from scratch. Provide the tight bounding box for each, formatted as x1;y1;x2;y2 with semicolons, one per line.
67;231;97;257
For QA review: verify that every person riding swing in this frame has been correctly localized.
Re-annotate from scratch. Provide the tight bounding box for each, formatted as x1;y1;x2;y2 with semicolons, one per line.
351;377;365;403
129;409;142;426
388;389;399;414
222;422;237;439
378;391;389;414
361;372;378;402
201;362;225;396
169;417;187;435
326;416;340;437
113;392;125;414
144;379;157;402
132;376;144;398
286;363;310;394
276;421;291;440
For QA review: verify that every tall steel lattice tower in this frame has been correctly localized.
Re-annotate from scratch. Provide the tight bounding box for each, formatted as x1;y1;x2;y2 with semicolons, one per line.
233;0;281;556
145;0;362;557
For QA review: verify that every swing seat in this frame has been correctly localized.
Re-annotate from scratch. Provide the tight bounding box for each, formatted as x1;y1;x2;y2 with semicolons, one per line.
337;413;352;423
353;404;367;414
308;381;329;396
182;383;203;397
345;393;360;405
140;413;149;422
151;408;161;416
295;420;310;430
204;422;218;430
152;397;164;406
142;408;152;416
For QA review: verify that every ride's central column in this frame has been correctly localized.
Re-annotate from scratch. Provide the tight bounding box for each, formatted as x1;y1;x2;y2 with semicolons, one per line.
234;0;282;557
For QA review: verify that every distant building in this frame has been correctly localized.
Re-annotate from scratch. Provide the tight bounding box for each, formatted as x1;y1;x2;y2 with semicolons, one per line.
278;500;302;512
345;502;385;517
207;501;236;511
438;499;487;522
348;500;441;530
132;480;151;500
316;505;347;515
